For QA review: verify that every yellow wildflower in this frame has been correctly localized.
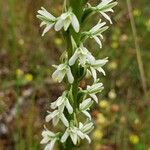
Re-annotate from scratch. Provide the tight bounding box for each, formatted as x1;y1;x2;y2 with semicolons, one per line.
111;42;118;49
129;134;139;145
145;19;150;32
133;9;141;17
99;100;109;109
108;89;117;100
18;39;24;46
16;69;24;76
107;61;118;70
54;38;62;46
93;129;103;140
96;113;106;125
134;118;140;125
24;74;33;82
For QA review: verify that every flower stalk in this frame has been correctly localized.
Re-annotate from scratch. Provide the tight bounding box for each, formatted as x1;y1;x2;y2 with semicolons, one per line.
37;0;117;150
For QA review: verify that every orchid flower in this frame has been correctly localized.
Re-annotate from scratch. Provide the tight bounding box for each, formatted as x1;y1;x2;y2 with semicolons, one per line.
61;122;94;145
79;98;93;119
51;91;73;114
55;8;80;32
46;109;69;127
69;44;95;66
83;20;109;48
93;0;118;24
41;127;59;150
37;7;57;36
84;83;104;103
88;57;109;82
52;63;74;84
37;7;79;36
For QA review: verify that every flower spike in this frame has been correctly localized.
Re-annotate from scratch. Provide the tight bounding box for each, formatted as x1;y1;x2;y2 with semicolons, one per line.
37;1;117;149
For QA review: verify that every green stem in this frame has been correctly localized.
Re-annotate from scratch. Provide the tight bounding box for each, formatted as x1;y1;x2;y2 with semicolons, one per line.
63;1;83;149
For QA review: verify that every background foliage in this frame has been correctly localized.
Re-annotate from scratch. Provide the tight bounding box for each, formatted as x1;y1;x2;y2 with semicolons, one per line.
0;0;150;150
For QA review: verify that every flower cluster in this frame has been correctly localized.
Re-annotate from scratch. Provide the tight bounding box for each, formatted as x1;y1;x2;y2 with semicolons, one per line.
37;0;117;149
37;7;79;36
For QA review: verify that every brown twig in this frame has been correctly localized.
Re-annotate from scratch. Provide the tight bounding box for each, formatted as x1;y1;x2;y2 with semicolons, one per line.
126;0;148;100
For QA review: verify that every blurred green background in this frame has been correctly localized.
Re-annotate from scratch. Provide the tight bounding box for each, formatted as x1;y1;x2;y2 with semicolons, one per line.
0;0;150;150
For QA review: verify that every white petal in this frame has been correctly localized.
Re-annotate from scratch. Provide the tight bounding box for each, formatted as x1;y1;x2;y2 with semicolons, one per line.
101;12;112;24
88;83;103;93
60;12;69;20
58;103;65;113
79;122;84;129
40;21;46;27
102;0;113;5
66;67;74;84
90;21;106;33
52;116;59;126
65;99;73;114
51;101;57;109
83;122;94;132
64;17;71;31
76;130;85;139
90;94;98;103
85;53;95;64
42;130;55;137
79;55;87;66
94;58;108;66
48;139;57;150
80;98;92;110
38;7;56;20
82;110;91;120
97;67;106;76
52;70;65;83
84;135;91;143
45;110;58;122
90;67;97;82
44;143;51;150
42;24;54;36
41;137;49;144
93;36;102;48
56;97;65;107
60;114;69;127
69;51;79;66
71;14;80;33
52;69;60;80
54;18;65;31
44;139;56;150
70;132;78;145
61;130;69;143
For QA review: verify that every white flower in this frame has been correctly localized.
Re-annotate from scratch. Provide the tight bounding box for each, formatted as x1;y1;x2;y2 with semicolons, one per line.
51;91;73;114
95;0;118;24
88;57;108;82
78;122;94;142
61;125;79;145
41;127;59;150
83;20;108;48
85;83;104;103
79;98;93;119
46;109;69;127
54;8;79;32
69;44;95;66
37;7;80;35
61;122;94;145
52;63;74;84
37;7;57;36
